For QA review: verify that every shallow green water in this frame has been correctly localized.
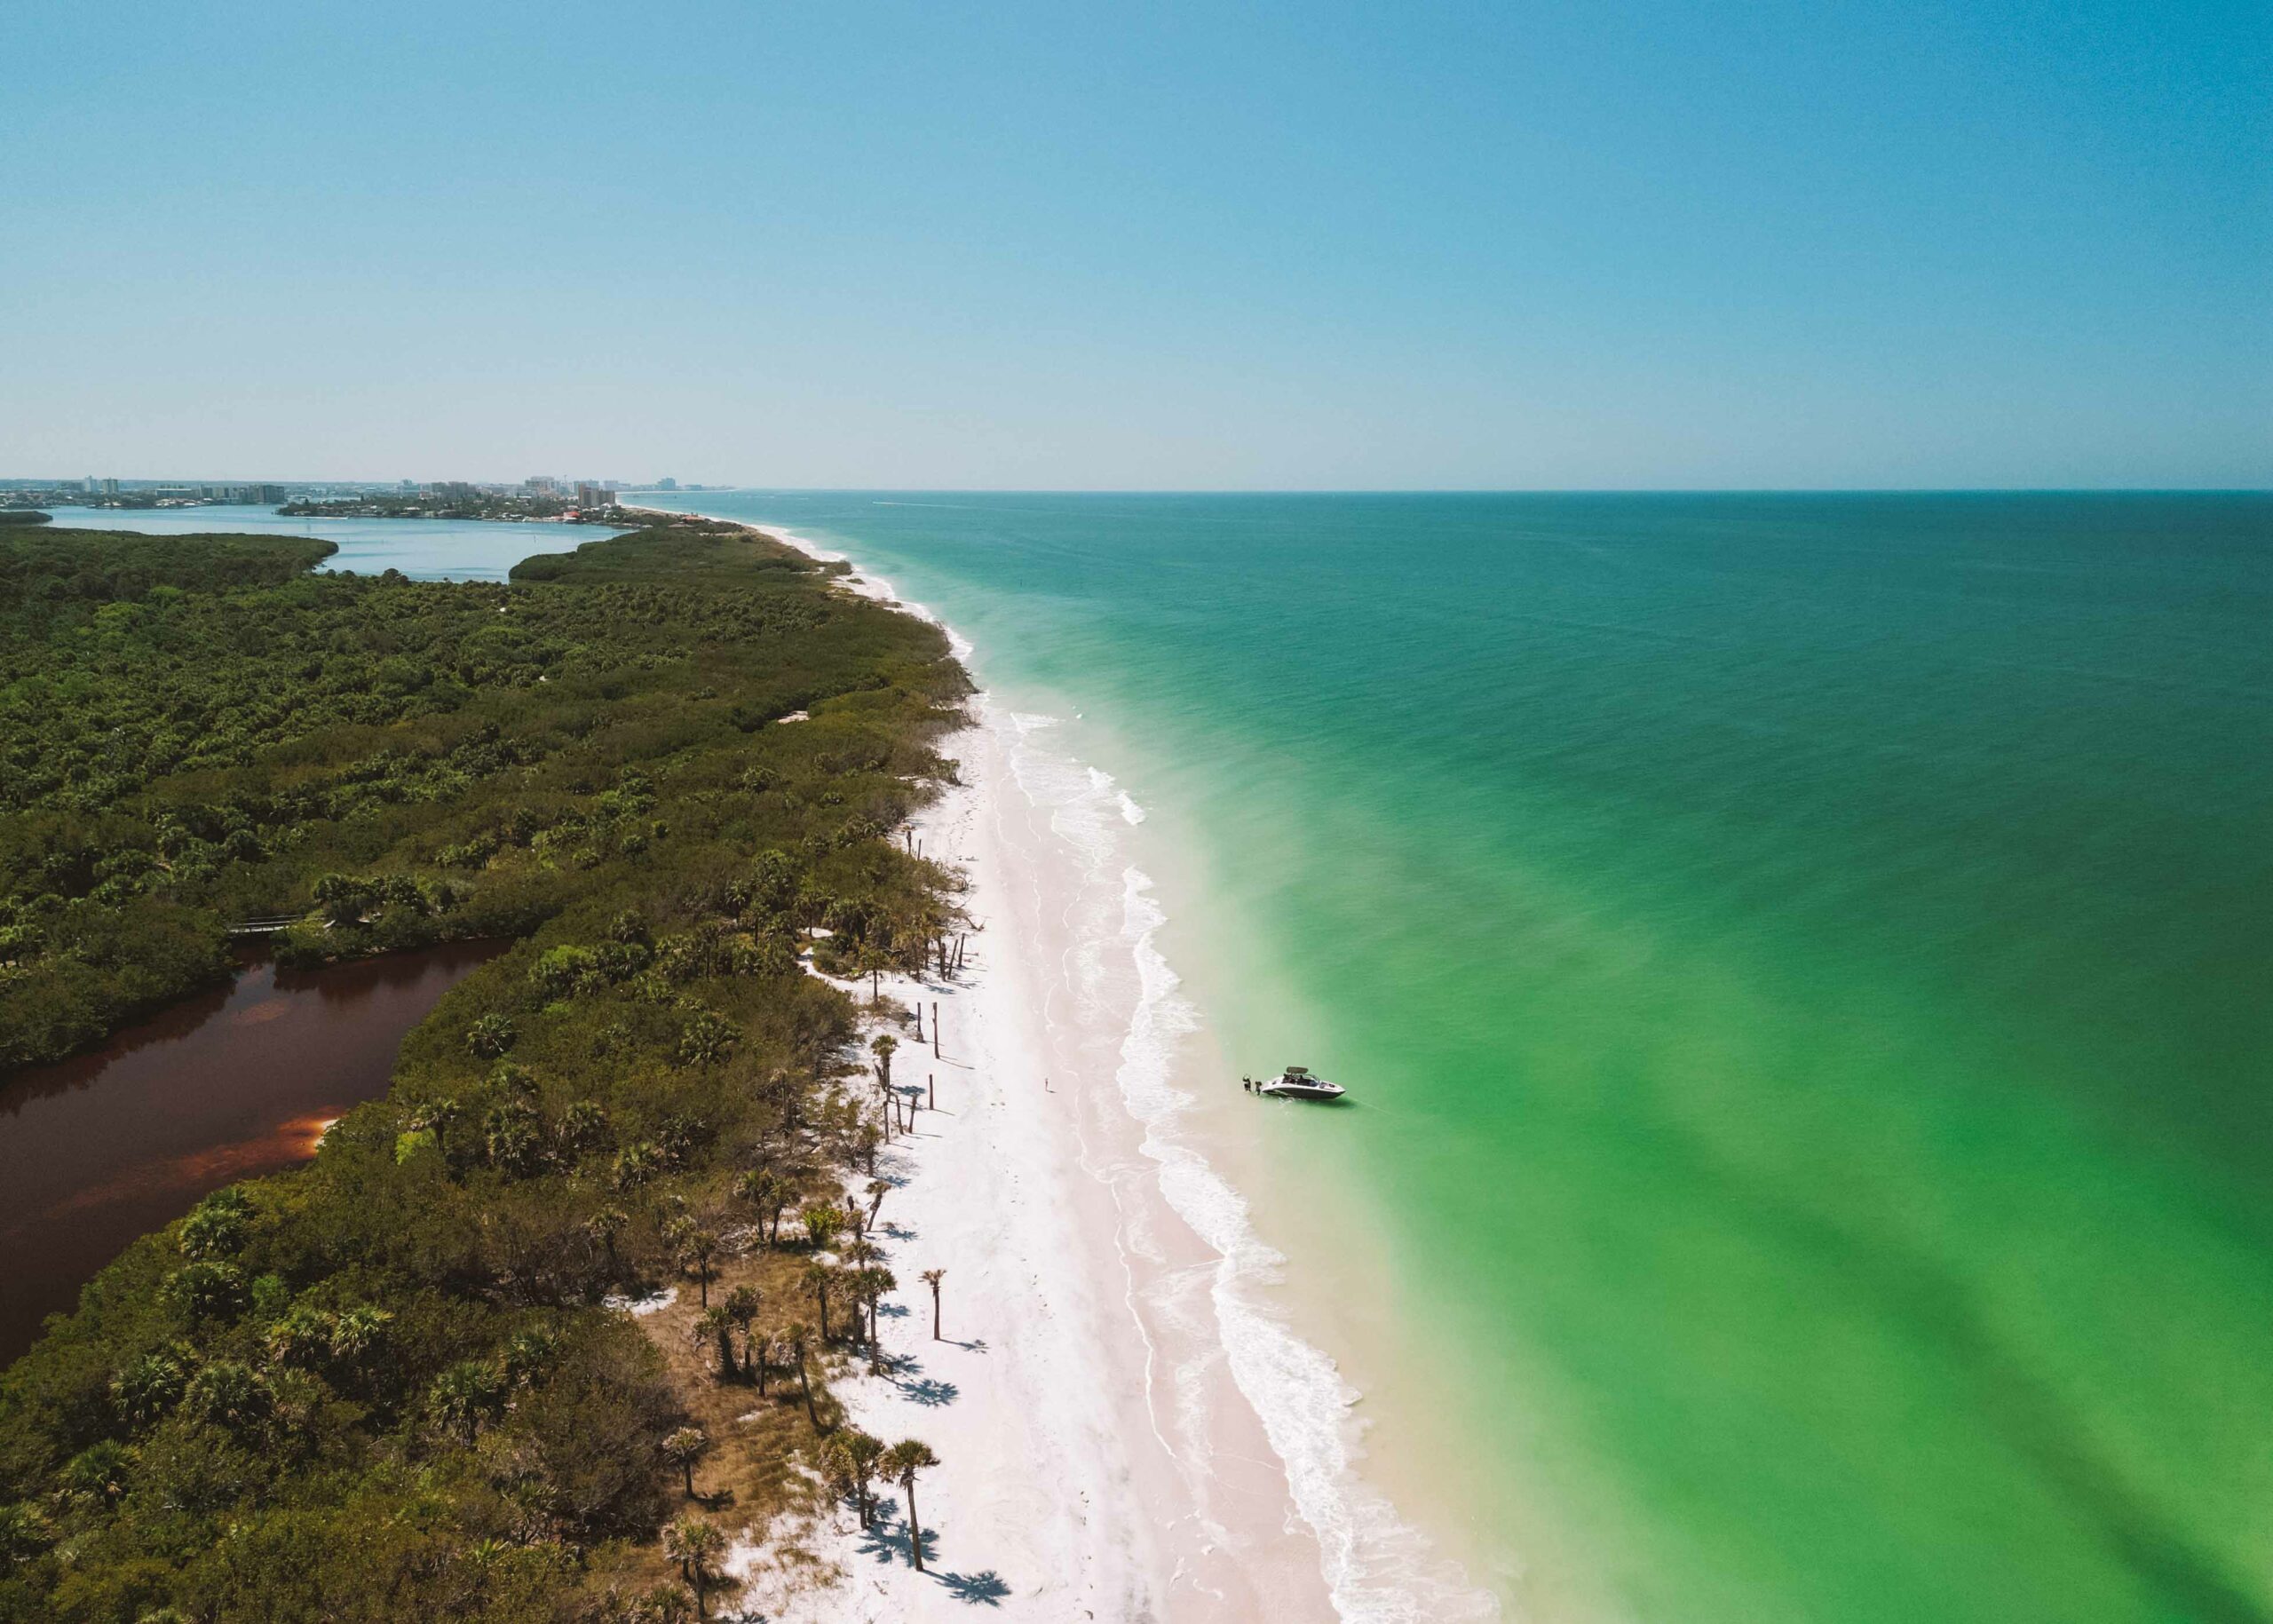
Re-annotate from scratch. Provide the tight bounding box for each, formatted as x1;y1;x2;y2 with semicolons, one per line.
661;491;2273;1623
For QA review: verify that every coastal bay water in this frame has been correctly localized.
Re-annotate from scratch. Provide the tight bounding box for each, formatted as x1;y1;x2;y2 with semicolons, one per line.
42;501;622;578
647;490;2273;1624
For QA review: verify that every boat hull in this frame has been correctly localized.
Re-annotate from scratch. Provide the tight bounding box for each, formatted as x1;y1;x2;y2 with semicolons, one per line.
1258;1081;1348;1102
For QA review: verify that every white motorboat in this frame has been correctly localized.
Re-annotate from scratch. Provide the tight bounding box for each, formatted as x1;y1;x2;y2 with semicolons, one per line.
1247;1066;1348;1103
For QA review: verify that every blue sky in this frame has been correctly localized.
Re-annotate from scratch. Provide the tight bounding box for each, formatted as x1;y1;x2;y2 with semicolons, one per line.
4;1;2265;487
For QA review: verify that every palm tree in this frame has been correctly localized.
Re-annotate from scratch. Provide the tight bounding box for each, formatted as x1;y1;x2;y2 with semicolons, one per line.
922;1268;946;1340
881;1439;940;1571
464;1011;517;1058
585;1206;629;1277
801;1260;836;1343
430;1360;502;1446
865;1179;891;1228
843;1426;883;1525
503;1326;560;1390
328;1303;392;1374
265;1302;333;1368
695;1306;736;1382
724;1285;762;1379
785;1320;820;1430
661;1515;727;1620
661;1425;709;1498
871;1032;898;1089
843;1267;878;1364
736;1169;783;1247
856;941;891;1001
679;1228;720;1307
60;1439;131;1508
855;1266;897;1374
821;1427;886;1528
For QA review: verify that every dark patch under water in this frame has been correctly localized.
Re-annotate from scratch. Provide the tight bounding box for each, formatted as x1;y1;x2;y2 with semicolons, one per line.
0;941;499;1362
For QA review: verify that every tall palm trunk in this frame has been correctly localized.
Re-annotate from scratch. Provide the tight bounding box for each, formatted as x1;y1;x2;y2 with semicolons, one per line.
904;1479;924;1573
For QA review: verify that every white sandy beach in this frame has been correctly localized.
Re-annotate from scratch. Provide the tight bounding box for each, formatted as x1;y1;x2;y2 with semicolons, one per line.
694;519;1498;1624
730;715;1327;1620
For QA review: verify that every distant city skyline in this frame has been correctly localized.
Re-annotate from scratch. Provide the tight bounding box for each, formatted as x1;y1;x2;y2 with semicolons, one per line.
4;2;2265;489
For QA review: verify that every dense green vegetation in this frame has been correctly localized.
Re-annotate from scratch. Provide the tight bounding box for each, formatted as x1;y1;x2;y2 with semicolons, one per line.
0;524;969;1620
0;511;51;527
0;526;916;1070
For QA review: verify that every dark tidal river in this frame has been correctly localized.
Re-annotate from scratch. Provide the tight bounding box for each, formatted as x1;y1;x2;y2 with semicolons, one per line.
0;941;498;1363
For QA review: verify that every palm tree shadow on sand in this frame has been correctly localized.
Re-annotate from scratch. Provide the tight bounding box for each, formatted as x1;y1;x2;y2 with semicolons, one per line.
936;1569;1012;1605
850;1507;1011;1606
894;1374;959;1407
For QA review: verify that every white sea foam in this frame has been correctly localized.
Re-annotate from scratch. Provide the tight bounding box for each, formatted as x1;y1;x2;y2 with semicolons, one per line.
697;509;1498;1623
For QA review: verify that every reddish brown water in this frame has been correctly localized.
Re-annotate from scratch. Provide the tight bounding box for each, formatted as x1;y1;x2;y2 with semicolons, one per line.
0;941;499;1363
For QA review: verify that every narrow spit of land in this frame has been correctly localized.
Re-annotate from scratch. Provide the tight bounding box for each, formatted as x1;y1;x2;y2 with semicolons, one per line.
0;520;990;1620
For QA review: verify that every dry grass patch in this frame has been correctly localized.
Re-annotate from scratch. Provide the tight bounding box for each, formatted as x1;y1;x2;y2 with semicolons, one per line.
608;1234;869;1601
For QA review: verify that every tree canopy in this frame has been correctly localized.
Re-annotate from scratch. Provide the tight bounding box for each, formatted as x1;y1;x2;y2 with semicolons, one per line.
0;522;969;1621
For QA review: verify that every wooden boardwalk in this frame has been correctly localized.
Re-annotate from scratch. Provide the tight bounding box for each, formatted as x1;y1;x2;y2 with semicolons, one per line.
225;915;302;937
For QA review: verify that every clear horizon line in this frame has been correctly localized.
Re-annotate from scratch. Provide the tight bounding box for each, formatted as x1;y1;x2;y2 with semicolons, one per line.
11;481;2269;497
646;484;2273;496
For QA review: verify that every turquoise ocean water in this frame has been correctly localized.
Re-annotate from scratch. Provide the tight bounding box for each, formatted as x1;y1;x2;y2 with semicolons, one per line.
640;492;2272;1624
81;493;2273;1620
